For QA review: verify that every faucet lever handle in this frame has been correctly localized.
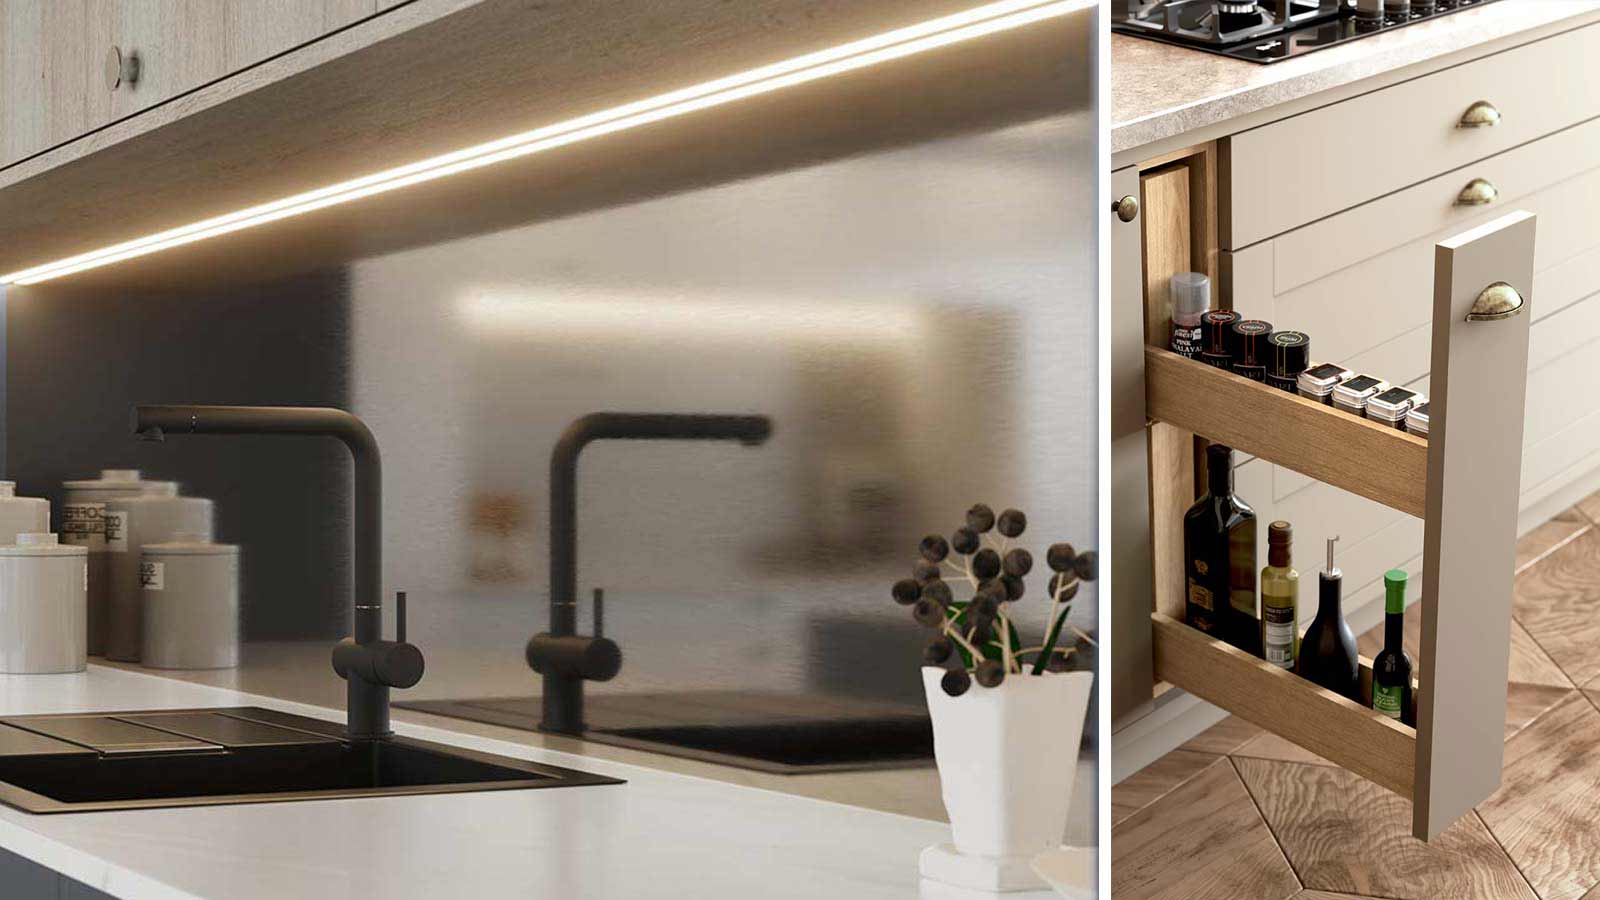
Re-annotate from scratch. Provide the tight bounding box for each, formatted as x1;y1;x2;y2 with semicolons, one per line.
396;590;407;643
593;588;603;639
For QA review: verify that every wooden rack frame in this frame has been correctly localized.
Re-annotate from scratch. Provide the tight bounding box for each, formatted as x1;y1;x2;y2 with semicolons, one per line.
1124;150;1537;838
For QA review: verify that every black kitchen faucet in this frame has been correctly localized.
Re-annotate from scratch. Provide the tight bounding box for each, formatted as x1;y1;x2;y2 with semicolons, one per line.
132;404;423;740
527;412;772;734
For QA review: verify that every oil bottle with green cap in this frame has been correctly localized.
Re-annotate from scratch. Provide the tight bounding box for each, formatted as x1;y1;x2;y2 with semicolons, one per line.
1371;569;1414;725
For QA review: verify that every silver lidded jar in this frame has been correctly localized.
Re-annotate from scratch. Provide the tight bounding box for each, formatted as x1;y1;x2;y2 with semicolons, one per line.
0;534;87;674
61;469;175;655
103;490;213;662
141;536;239;670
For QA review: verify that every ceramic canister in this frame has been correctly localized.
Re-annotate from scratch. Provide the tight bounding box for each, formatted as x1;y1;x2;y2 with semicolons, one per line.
103;492;212;662
61;469;176;655
0;483;49;545
141;537;240;670
0;534;88;674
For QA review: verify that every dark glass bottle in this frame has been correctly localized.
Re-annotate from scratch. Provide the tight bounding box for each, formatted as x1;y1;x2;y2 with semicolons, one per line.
1298;536;1359;699
1184;444;1258;653
1371;569;1414;724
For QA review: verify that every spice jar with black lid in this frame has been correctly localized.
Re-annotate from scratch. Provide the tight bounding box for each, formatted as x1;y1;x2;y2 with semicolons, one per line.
1332;374;1390;417
1199;310;1240;370
1229;320;1274;382
1266;331;1310;393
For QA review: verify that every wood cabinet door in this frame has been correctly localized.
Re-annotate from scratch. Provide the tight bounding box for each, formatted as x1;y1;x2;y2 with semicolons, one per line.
220;0;375;74
0;0;114;167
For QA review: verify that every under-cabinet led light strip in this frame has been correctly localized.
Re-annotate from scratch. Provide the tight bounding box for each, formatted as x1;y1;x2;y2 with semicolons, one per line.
3;0;1088;286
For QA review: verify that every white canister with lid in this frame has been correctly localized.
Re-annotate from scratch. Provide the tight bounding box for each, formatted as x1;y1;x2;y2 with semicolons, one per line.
0;534;87;674
103;491;212;662
0;483;49;545
141;536;239;670
61;469;176;655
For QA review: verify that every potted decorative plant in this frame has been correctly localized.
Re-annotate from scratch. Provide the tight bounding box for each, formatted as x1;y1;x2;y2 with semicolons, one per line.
892;504;1096;893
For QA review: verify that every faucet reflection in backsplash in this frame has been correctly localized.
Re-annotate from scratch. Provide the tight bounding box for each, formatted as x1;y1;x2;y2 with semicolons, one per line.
525;412;773;735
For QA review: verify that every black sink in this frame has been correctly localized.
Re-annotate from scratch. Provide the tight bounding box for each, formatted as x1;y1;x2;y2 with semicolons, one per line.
0;707;620;814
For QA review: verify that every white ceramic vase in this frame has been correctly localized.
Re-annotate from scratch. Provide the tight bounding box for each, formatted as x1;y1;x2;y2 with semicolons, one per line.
919;666;1093;892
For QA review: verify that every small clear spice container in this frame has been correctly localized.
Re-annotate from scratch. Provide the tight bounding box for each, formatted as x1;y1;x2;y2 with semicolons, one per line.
1365;386;1419;430
1297;362;1353;405
1332;374;1390;417
1406;399;1430;439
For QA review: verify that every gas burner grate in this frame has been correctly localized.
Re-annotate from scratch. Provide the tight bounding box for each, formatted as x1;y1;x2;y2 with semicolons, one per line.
1113;0;1509;64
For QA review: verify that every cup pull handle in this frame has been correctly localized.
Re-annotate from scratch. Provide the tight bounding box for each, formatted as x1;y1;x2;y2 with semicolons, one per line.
1465;282;1524;322
1457;100;1501;128
1455;177;1498;207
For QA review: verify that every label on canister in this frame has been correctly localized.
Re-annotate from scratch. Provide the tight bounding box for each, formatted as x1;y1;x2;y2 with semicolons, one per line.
105;510;129;552
61;503;105;545
139;561;164;591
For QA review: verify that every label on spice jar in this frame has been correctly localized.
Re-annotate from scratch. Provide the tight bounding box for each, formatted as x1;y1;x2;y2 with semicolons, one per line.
1172;324;1202;359
105;510;128;552
61;503;105;547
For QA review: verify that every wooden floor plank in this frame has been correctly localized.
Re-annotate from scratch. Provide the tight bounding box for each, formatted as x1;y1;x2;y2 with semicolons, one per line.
1293;893;1389;900
1478;693;1600;900
1517;516;1591;573
1180;715;1263;755
1112;749;1219;827
1576;491;1600;526
1513;529;1600;688
1112;758;1300;900
1233;757;1539;900
1504;683;1577;740
1356;614;1571;688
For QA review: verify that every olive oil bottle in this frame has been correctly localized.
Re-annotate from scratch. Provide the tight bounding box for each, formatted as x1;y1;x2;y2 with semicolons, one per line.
1298;536;1359;700
1371;569;1415;723
1260;521;1299;670
1184;444;1257;650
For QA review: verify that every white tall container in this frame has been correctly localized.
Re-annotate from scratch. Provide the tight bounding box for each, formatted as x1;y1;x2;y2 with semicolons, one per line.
103;492;212;662
141;538;240;670
61;469;175;655
0;483;49;545
920;667;1094;892
0;534;88;674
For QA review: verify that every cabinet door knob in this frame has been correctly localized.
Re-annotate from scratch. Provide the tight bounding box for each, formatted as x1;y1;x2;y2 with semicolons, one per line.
1112;195;1139;222
1458;100;1500;128
1455;177;1498;207
106;46;140;91
1465;281;1525;322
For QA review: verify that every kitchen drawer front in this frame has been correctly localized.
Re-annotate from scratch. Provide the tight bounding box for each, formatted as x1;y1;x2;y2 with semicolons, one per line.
1224;21;1600;248
1145;211;1537;839
1225;122;1600;402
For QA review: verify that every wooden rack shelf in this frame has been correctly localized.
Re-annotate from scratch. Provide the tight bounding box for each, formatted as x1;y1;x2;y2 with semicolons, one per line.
1144;347;1429;518
1152;612;1417;799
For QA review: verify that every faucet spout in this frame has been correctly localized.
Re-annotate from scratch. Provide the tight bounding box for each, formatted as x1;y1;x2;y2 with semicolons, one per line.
131;404;417;740
538;412;772;733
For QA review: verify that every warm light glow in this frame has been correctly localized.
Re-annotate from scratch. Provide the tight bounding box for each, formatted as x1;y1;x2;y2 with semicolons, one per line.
4;0;1088;286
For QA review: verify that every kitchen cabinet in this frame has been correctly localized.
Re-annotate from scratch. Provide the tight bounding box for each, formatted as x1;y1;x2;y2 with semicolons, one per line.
0;0;377;168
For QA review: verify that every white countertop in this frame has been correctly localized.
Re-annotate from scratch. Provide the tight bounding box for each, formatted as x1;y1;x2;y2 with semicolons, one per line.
0;665;1075;899
1112;0;1600;155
